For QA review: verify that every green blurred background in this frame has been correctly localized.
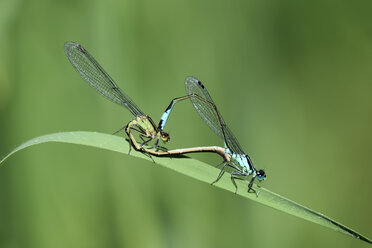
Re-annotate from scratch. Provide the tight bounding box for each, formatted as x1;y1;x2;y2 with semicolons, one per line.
0;0;371;247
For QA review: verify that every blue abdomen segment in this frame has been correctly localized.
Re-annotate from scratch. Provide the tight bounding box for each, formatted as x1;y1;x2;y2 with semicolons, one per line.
158;101;175;130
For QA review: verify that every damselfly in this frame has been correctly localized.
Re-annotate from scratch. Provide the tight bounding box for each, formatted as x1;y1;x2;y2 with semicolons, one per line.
64;42;229;164
64;41;170;152
158;77;266;194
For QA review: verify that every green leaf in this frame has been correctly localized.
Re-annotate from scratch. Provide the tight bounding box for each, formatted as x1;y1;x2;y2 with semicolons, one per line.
1;131;371;244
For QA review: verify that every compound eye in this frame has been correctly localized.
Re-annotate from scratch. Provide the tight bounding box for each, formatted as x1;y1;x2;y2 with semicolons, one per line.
161;133;170;142
257;169;266;180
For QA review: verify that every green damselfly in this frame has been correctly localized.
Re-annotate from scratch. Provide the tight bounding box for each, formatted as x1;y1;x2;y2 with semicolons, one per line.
64;41;171;153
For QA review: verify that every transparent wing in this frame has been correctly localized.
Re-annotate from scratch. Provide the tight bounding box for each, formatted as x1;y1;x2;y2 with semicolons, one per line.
185;76;245;155
64;41;144;116
185;76;224;139
223;124;246;156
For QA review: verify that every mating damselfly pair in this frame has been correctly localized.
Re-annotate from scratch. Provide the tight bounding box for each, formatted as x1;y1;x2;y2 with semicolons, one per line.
64;41;266;195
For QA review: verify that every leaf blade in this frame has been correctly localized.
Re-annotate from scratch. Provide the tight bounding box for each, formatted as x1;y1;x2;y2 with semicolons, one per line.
1;131;371;244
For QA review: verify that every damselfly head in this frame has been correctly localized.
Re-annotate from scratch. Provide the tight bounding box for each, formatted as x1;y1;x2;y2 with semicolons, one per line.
160;132;170;142
256;169;266;181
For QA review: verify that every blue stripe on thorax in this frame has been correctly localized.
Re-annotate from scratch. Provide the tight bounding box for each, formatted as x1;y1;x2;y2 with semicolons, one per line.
225;146;252;174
